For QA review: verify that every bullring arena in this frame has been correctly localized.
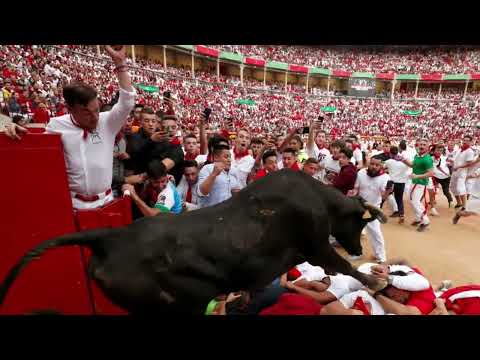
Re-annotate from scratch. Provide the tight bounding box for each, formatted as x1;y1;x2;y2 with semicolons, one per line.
1;44;480;315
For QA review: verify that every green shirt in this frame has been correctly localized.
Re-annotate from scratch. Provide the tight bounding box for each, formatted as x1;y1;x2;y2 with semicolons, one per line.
412;154;433;186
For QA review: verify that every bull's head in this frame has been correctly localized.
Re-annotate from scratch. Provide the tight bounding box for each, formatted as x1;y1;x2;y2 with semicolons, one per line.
330;197;387;256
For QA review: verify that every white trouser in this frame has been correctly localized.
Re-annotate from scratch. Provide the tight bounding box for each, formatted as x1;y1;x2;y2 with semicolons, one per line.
450;171;468;196
465;194;480;214
386;194;398;213
365;219;386;262
409;184;430;225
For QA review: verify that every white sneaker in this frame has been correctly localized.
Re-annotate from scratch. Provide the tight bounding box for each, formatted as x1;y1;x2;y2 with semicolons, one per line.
430;208;439;216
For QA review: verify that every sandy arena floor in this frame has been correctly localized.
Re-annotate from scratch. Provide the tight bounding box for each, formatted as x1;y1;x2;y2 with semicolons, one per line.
337;195;480;288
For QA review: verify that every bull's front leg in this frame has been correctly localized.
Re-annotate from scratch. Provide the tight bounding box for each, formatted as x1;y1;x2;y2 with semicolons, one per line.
310;244;387;292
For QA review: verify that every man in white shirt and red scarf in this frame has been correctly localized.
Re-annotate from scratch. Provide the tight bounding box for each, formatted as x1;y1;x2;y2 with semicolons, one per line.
5;45;135;210
230;128;255;189
450;135;476;209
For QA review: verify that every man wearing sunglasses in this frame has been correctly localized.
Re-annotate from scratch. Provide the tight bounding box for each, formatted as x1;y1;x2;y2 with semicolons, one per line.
4;45;136;210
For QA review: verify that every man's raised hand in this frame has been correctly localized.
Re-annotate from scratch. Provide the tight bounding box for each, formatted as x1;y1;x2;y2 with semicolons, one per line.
105;45;126;66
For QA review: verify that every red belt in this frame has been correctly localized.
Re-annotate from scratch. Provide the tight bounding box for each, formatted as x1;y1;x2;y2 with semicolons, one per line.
74;188;112;202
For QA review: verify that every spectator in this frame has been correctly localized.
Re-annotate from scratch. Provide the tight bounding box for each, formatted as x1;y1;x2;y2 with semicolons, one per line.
253;150;278;181
332;148;357;195
302;158;320;177
32;102;50;124
368;263;436;315
289;134;308;164
348;157;392;262
183;133;199;161
147;114;185;185
8;93;21;114
282;147;301;171
450;135;475;209
321;140;344;184
125;107;157;175
402;138;434;232
384;146;410;223
432;144;453;208
176;160;200;211
230;128;255;189
348;134;364;169
372;140;392;162
4;45;135;210
122;160;182;216
197;144;241;208
12;114;28;127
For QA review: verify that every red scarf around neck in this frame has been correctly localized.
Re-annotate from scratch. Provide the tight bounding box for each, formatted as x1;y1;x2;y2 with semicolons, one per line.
461;144;470;152
170;137;181;146
352;144;361;151
70;115;91;140
233;146;249;160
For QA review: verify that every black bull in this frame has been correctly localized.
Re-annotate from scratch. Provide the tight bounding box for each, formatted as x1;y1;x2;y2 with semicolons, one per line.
0;170;388;314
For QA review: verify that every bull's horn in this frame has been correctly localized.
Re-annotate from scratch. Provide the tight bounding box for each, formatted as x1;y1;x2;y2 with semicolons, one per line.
363;202;388;224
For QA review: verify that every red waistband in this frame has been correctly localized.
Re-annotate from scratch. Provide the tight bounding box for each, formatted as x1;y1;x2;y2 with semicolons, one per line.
74;188;112;202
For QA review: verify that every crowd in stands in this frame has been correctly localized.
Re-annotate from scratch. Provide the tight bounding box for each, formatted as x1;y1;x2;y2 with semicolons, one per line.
2;45;480;141
210;45;480;74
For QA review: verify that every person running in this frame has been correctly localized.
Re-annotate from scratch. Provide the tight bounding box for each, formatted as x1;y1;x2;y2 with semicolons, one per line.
401;138;434;232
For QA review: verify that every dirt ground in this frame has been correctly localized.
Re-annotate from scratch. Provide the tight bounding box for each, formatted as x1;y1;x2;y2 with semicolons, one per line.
337;195;480;288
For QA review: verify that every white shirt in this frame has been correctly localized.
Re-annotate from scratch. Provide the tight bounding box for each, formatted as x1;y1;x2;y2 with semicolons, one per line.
321;154;341;184
432;155;450;180
308;144;330;181
230;150;255;189
46;87;136;210
453;148;475;176
384;158;410;183
197;164;241;208
355;169;390;207
294;262;326;282
326;274;363;299
352;148;363;165
339;290;385;315
176;175;200;211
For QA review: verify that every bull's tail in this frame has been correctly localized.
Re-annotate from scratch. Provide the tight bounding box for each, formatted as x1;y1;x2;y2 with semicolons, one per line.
0;228;113;307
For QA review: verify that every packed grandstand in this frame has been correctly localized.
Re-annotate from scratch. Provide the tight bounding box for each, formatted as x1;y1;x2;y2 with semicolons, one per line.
2;45;480;140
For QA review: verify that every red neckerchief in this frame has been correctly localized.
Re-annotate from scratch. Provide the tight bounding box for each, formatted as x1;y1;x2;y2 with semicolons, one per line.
352;144;361;151
461;144;470;152
184;152;198;161
186;183;192;203
170;137;181;146
233;146;249;160
352;297;371;315
70;115;91;140
290;162;301;171
115;131;124;145
433;153;441;160
447;146;454;152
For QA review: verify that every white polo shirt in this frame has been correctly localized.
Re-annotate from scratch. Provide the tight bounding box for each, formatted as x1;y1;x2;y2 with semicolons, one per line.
355;169;390;207
46;87;136;209
352;148;363;165
307;144;330;181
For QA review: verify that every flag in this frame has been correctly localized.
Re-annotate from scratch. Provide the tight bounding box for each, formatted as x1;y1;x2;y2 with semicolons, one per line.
403;110;422;116
134;83;159;93
321;106;336;113
236;99;256;106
